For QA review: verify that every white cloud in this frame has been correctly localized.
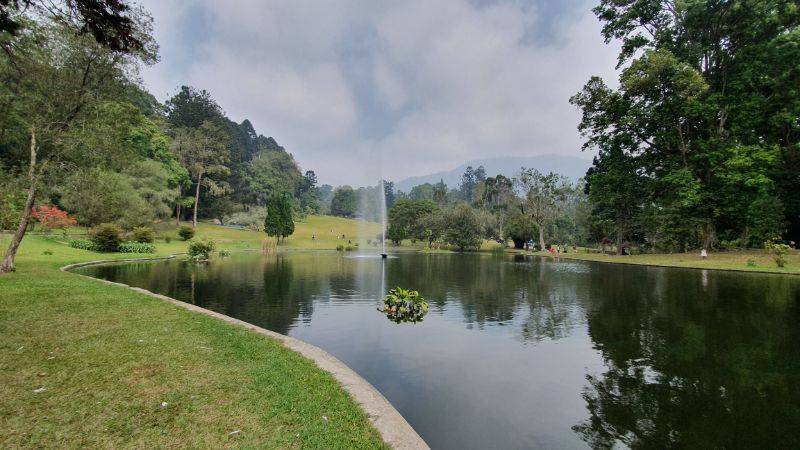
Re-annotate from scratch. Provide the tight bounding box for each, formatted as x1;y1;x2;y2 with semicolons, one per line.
138;0;619;186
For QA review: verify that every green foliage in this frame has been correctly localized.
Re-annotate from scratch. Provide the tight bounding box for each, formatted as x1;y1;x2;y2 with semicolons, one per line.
218;249;231;258
386;223;406;245
68;239;96;251
132;227;155;243
118;242;156;254
443;204;482;251
572;0;800;250
330;186;357;218
91;224;123;252
226;206;265;231
178;225;195;241
59;167;154;229
765;240;791;268
336;244;345;252
504;211;537;249
264;193;295;241
380;287;430;324
187;238;215;261
388;199;438;242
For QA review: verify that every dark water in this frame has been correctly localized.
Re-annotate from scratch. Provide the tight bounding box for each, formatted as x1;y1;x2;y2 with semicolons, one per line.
77;252;800;449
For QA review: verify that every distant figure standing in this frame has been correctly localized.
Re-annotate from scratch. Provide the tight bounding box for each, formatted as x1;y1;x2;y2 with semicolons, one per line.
701;248;708;259
311;234;316;240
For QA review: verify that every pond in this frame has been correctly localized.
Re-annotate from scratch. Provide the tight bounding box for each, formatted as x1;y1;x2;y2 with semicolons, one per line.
77;252;800;449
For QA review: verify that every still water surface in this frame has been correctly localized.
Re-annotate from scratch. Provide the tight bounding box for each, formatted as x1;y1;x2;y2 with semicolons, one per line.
78;252;800;449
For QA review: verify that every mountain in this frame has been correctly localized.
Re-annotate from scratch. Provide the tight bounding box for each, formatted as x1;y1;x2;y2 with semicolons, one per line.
393;154;592;192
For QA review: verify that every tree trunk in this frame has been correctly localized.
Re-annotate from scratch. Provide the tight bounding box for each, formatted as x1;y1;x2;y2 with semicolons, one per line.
538;226;545;251
1;128;37;273
192;172;203;228
175;203;181;226
616;227;623;256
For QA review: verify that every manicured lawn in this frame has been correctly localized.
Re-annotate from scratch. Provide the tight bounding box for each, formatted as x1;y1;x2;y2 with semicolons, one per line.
0;218;387;449
530;247;800;274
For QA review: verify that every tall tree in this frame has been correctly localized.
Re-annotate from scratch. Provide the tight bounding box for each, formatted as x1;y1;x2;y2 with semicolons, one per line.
172;121;230;227
264;193;294;242
515;168;570;250
330;186;357;218
0;10;154;272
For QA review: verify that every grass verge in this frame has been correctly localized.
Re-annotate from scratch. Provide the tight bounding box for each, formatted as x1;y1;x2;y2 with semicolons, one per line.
0;219;387;449
528;248;800;274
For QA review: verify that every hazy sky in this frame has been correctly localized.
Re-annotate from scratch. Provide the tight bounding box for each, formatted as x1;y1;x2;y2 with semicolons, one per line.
138;0;619;185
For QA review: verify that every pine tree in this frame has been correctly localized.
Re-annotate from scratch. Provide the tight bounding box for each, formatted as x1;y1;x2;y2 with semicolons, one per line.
265;193;294;242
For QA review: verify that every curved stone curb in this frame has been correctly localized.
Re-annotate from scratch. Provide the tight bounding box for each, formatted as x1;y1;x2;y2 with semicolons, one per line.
62;256;429;450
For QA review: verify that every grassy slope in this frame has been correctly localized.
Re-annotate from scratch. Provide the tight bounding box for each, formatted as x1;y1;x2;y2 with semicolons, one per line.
0;217;387;449
528;247;800;274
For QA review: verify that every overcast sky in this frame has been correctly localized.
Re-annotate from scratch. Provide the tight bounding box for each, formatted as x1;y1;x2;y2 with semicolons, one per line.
138;0;619;186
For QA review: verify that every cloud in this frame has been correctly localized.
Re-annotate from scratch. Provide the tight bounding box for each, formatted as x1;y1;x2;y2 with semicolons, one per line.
138;0;619;186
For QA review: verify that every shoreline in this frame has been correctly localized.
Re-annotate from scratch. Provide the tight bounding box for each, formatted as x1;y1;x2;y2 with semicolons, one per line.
62;257;429;450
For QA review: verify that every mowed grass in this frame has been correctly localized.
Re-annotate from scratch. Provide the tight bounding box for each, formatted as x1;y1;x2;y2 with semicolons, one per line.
0;217;387;449
530;247;800;274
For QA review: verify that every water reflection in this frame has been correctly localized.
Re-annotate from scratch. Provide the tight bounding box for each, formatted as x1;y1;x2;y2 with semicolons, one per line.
80;253;800;449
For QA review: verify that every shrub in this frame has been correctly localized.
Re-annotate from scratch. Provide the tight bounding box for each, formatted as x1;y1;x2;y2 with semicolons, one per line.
43;249;53;255
765;240;791;268
31;205;77;235
91;224;122;252
187;238;215;261
132;227;155;243
118;242;156;253
746;259;757;267
178;225;195;241
218;249;231;258
69;239;96;251
380;287;430;323
345;245;355;251
164;235;172;243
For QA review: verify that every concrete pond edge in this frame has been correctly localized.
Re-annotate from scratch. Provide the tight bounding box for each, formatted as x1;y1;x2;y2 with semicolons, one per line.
61;256;429;450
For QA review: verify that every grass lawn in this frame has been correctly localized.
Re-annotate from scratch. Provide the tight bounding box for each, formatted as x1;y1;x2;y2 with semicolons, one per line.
0;217;388;449
529;247;800;274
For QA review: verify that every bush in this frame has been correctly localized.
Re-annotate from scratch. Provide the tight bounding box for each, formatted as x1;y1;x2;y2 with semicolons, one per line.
69;239;96;251
91;224;122;252
187;238;215;261
178;225;195;241
132;227;155;243
43;249;53;255
218;249;231;258
380;287;430;323
345;245;355;251
765;240;791;268
164;235;172;243
336;244;345;251
118;242;156;253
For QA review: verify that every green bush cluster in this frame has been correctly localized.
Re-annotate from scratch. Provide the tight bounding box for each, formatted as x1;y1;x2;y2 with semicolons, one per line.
178;225;195;241
132;227;155;243
91;224;123;252
118;242;156;254
187;238;215;261
69;239;96;251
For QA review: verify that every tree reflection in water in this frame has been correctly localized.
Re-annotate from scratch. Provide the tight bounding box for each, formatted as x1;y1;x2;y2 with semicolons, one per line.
574;267;800;448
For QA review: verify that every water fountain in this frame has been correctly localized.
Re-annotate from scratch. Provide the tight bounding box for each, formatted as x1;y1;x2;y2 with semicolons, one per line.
380;179;388;258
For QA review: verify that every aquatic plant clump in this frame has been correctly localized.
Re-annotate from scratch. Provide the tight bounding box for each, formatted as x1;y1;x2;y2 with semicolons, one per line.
187;238;215;261
380;287;429;323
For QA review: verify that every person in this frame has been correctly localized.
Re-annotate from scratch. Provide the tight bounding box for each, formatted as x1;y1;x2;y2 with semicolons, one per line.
311;234;316;240
700;248;708;259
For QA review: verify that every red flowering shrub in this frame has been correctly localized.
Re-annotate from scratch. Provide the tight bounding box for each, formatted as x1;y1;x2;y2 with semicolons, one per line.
32;205;77;234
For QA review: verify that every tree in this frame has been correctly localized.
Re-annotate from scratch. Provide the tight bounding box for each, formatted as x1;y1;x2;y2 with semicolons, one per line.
459;166;476;202
443;204;482;251
31;205;76;234
383;180;396;209
0;0;147;52
432;179;448;205
515;169;570;251
264;193;294;242
388;199;438;242
0;10;155;272
504;210;536;249
573;0;800;249
330;186;357;217
173;121;230;227
60;167;153;228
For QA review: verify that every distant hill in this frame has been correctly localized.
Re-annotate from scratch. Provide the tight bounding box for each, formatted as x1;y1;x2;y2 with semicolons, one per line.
393;154;592;192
